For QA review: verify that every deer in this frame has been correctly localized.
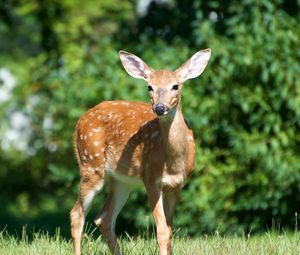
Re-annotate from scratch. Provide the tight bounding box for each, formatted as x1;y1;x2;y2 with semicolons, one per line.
70;48;211;255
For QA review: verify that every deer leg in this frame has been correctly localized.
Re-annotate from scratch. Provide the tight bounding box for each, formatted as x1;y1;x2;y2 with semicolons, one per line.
70;168;104;255
146;185;170;255
94;180;131;255
70;200;84;255
163;190;180;254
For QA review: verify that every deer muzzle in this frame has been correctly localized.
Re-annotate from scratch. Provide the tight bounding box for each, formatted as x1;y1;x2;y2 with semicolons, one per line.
153;103;169;116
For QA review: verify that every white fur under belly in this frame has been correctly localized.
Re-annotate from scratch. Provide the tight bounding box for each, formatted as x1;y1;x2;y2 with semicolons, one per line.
109;171;143;186
105;160;184;188
105;161;143;186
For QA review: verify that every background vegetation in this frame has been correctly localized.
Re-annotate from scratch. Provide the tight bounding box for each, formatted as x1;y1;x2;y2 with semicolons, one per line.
0;0;300;238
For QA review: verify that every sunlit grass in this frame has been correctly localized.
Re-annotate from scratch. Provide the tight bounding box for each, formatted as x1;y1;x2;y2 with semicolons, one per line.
0;228;299;255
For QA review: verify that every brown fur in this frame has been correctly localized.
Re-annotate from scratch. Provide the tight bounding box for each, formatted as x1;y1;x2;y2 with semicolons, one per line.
70;48;211;255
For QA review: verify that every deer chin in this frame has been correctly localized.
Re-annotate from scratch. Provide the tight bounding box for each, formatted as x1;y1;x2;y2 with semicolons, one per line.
157;107;177;121
157;110;169;117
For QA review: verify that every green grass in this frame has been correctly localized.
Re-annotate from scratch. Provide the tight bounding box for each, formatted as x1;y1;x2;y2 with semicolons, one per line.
0;228;299;255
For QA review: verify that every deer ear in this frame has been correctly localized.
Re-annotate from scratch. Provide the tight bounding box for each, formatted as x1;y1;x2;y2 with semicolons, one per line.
119;50;153;81
175;48;211;83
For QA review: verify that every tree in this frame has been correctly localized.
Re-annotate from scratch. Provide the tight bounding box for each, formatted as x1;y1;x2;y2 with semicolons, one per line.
0;0;300;236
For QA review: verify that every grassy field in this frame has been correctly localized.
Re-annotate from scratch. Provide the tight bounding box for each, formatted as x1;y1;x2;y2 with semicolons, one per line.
0;228;299;255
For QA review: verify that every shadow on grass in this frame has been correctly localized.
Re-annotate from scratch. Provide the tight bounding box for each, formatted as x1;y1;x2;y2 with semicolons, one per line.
0;194;147;240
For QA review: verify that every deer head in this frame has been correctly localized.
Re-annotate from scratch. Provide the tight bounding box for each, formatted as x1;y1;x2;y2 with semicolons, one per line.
119;49;211;118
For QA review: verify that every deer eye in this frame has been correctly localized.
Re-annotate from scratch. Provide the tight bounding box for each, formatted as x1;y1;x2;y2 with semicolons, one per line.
172;84;179;90
147;85;153;92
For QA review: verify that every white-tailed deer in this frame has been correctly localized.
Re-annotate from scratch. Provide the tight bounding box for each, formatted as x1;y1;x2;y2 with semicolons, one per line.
70;48;211;255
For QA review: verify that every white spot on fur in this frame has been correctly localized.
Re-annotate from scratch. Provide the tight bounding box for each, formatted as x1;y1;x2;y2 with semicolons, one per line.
92;128;101;132
162;175;184;189
187;135;193;142
94;141;99;146
151;131;159;138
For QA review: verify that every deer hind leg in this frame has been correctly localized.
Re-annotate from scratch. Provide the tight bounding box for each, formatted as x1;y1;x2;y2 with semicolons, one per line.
94;179;131;255
70;165;105;255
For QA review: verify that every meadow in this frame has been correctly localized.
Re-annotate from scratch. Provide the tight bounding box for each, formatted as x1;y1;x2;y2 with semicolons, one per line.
1;228;299;255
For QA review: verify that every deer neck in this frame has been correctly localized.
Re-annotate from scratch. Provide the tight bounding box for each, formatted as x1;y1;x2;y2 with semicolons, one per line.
158;103;188;165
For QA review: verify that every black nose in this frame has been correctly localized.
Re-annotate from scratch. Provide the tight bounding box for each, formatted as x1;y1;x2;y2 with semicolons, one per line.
154;104;167;116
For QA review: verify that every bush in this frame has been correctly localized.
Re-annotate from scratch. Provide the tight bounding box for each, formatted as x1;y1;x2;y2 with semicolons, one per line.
0;0;300;236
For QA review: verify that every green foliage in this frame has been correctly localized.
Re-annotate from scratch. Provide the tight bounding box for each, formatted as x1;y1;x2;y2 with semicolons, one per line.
183;0;300;234
0;0;300;236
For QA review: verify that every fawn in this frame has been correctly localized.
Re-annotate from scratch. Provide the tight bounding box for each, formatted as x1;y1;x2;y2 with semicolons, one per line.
70;48;211;255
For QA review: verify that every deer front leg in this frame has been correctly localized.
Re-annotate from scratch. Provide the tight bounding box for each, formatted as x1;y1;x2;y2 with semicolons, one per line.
163;190;180;254
146;184;171;255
